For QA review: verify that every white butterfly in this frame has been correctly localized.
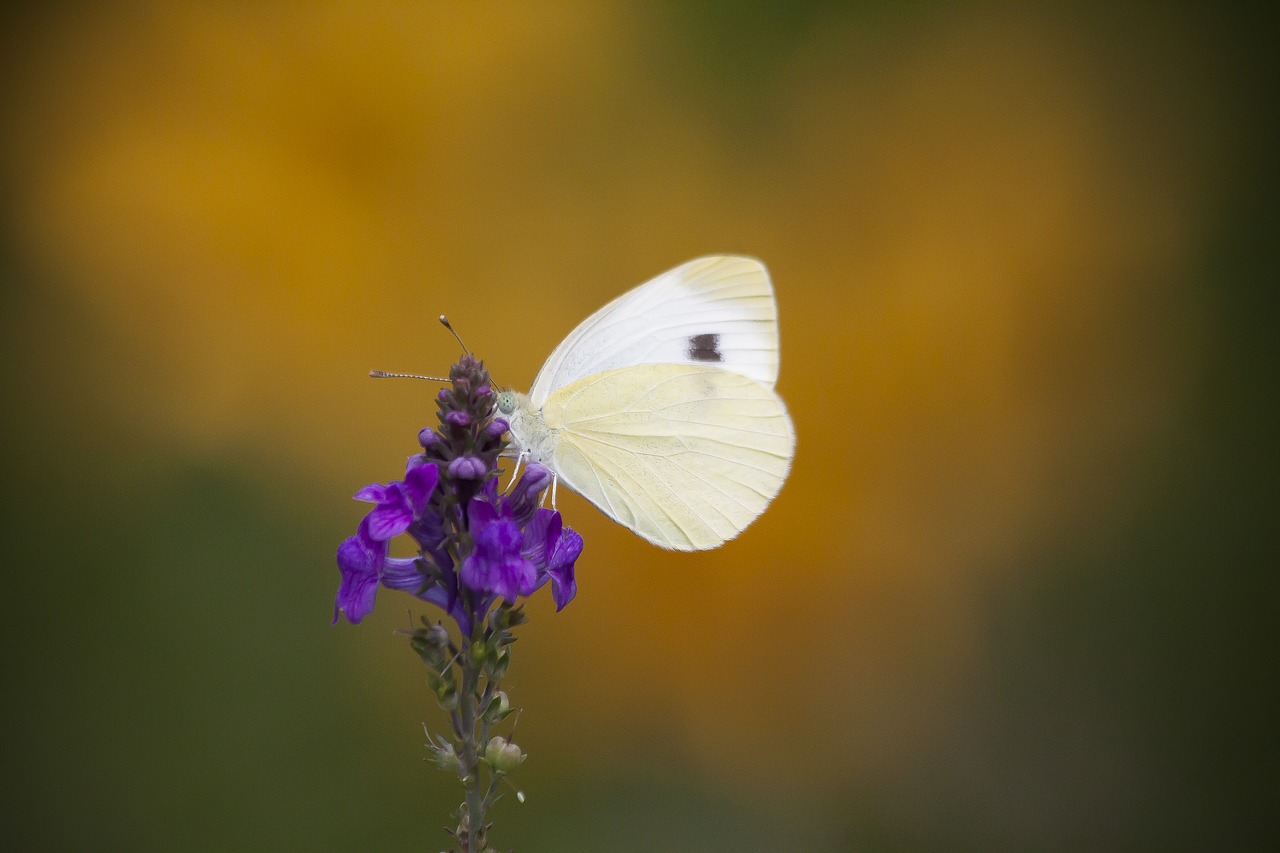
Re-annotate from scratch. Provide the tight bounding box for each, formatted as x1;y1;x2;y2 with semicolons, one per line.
496;256;795;550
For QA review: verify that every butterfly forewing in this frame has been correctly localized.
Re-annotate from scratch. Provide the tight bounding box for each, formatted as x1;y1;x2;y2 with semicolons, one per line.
528;256;780;408
543;363;794;550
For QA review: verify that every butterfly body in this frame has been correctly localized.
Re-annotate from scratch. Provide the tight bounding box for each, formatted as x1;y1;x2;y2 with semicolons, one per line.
501;391;557;466
498;256;795;551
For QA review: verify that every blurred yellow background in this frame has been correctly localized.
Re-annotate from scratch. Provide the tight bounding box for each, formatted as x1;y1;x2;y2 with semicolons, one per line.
2;2;1273;850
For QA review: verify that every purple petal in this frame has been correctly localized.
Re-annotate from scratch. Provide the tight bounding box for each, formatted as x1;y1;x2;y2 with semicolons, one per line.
461;497;536;601
512;463;552;497
548;527;582;611
365;482;413;540
522;508;561;572
444;411;471;427
334;530;385;624
332;573;379;625
379;555;428;592
467;496;498;530
469;553;536;602
403;462;440;512
485;417;509;437
339;521;384;575
416;582;454;614
507;464;552;524
411;507;447;553
353;483;387;503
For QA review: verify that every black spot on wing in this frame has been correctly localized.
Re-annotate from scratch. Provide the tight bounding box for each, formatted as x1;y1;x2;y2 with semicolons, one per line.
686;332;722;363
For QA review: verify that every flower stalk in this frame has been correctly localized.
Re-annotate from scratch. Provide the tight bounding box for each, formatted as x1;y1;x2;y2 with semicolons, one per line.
333;354;581;851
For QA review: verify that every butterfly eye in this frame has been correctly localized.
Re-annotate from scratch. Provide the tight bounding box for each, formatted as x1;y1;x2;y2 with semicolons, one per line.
496;391;516;415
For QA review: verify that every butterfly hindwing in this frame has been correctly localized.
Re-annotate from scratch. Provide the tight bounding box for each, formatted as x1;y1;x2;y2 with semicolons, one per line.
542;363;795;550
527;256;780;408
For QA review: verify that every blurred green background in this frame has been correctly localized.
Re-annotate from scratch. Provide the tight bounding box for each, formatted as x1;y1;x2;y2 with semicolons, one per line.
1;2;1274;850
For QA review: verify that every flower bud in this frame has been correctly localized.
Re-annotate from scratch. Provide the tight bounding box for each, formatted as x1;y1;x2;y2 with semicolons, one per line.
448;455;487;479
483;649;510;681
484;736;525;773
435;683;459;711
482;691;513;724
424;622;450;646
418;427;440;449
487;605;526;632
411;623;451;667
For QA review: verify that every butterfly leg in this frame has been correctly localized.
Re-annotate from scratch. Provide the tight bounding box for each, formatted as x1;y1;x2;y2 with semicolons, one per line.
507;449;527;490
536;472;559;509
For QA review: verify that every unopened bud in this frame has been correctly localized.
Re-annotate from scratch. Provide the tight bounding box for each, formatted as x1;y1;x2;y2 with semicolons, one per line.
411;623;451;666
482;691;513;724
487;604;526;632
435;683;459;711
484;649;510;681
423;622;449;646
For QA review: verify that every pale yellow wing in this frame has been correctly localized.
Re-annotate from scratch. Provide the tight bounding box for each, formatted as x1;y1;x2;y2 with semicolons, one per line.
543;363;795;550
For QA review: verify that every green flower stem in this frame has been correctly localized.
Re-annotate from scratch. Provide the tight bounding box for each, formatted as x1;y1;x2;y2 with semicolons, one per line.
454;650;487;851
416;603;524;852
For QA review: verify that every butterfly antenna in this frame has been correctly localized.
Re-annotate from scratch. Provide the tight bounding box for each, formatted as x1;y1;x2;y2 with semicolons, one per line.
439;315;470;354
371;316;479;384
368;370;450;382
440;313;506;387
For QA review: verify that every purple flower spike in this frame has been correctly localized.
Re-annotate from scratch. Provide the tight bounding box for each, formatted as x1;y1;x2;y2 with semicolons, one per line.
334;353;583;632
334;351;591;851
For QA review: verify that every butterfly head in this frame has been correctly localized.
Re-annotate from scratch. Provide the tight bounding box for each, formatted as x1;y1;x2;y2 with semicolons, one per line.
495;388;557;467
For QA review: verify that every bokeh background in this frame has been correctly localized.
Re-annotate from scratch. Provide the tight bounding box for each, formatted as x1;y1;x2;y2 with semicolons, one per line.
2;2;1274;850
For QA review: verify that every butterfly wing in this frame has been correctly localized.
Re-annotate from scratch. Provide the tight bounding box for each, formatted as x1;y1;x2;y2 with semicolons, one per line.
543;363;795;550
528;256;780;408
